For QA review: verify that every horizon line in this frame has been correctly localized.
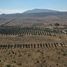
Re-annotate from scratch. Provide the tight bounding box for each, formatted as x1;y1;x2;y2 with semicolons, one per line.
0;8;67;14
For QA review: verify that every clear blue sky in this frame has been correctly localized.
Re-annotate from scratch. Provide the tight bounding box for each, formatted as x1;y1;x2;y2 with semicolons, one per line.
0;0;67;14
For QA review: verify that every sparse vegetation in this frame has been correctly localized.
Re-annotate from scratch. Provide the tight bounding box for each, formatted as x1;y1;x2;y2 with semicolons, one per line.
6;64;11;67
0;24;67;67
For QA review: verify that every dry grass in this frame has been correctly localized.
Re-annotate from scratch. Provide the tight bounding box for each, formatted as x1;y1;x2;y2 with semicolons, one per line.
0;34;67;67
0;47;67;67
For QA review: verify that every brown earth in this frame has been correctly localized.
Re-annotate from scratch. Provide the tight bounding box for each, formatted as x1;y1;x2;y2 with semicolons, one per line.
0;34;67;67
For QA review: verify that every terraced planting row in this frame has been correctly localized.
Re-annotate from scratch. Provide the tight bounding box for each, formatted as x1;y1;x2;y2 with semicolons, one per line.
0;42;66;49
0;26;66;35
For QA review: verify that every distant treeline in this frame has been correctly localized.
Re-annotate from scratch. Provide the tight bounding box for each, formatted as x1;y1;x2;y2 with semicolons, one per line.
0;42;65;49
0;26;66;35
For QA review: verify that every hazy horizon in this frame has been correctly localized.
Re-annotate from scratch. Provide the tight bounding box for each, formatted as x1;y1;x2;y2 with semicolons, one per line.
0;0;67;14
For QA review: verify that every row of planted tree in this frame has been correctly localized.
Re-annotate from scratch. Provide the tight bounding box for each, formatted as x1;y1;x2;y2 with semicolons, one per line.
0;26;66;35
0;42;65;49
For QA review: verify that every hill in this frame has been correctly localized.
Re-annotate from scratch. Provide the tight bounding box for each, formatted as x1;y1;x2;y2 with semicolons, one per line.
0;9;67;26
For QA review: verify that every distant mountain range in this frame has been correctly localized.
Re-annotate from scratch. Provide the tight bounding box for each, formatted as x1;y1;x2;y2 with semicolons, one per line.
23;9;59;13
0;9;67;26
1;9;67;17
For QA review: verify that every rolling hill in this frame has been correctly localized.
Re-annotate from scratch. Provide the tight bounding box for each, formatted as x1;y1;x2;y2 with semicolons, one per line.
0;9;67;26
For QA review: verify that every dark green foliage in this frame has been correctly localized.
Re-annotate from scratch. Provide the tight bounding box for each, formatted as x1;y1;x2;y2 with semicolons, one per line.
54;23;60;26
6;64;11;67
0;26;66;35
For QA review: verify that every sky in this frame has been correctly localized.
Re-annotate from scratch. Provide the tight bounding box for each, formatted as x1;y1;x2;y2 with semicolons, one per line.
0;0;67;14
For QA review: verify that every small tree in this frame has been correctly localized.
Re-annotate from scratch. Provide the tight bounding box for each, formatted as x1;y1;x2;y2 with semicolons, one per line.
6;64;11;67
54;23;60;26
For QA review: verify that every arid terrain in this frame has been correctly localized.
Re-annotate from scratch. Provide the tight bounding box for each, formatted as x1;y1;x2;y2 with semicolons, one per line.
0;9;67;67
0;24;67;67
